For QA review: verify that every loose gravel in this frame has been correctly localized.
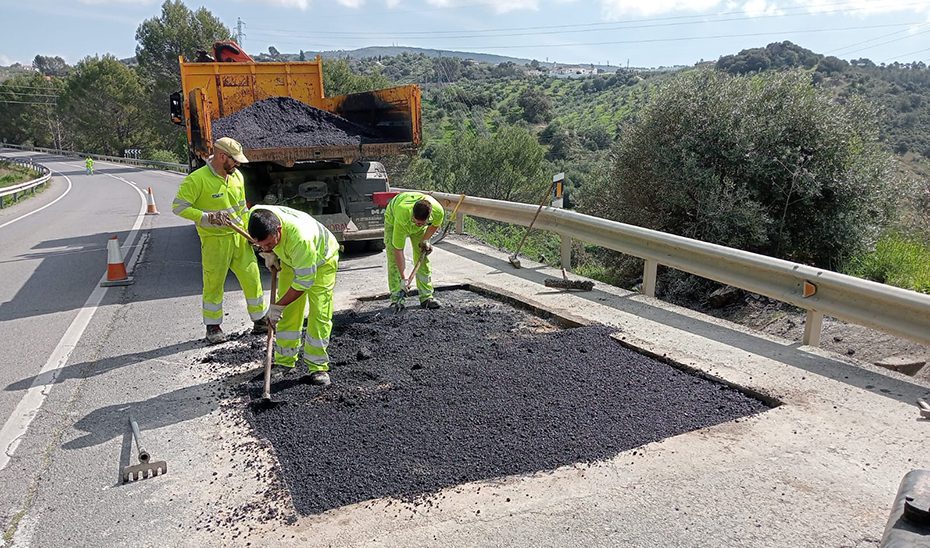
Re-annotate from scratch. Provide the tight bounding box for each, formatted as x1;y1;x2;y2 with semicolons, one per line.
212;96;384;150
237;290;768;515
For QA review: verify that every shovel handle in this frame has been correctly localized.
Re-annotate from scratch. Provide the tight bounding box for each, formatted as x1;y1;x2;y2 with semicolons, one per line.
228;222;258;246
262;270;278;400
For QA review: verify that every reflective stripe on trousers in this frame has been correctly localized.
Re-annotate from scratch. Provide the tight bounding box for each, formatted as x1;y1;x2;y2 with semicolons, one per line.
200;234;265;325
272;255;338;371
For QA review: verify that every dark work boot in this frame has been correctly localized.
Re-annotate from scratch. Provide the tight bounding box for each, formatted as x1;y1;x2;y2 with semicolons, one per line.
420;298;442;309
252;319;268;335
206;325;227;344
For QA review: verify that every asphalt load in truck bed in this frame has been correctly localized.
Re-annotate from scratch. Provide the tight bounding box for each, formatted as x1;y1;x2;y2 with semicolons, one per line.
211;96;385;150
241;289;768;515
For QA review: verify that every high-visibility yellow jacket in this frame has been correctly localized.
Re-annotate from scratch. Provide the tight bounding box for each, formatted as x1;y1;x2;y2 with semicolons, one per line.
85;158;94;168
172;164;248;238
384;192;444;249
252;205;339;292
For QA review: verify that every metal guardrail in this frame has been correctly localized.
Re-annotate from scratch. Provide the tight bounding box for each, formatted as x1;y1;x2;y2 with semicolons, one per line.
0;157;51;208
422;189;930;348
0;143;187;173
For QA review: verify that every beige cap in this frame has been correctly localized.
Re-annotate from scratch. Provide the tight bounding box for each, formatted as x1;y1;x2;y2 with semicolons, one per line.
213;137;249;163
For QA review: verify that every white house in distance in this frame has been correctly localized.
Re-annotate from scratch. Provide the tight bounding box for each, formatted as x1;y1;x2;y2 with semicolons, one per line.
548;64;598;78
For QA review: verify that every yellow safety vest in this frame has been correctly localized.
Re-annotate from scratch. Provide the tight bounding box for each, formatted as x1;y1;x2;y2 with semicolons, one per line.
172;164;248;238
253;205;339;291
384;192;444;249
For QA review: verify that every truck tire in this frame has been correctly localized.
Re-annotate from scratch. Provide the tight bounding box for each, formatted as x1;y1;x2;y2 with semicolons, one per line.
367;240;385;252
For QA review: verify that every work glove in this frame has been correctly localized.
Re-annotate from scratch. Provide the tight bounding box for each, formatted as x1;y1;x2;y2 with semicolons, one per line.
265;304;285;328
259;252;280;272
418;241;433;255
207;211;231;226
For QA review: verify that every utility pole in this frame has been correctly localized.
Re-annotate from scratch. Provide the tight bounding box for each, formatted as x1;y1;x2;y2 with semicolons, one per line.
236;17;246;45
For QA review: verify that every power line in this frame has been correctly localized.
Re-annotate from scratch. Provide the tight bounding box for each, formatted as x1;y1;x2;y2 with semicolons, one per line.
253;21;924;52
248;0;928;38
0;100;56;105
830;25;930;57
882;46;930;62
0;91;60;98
0;84;62;91
826;24;929;55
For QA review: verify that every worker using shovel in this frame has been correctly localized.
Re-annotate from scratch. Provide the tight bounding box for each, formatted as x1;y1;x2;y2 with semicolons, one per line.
248;205;339;386
172;137;267;344
384;192;444;312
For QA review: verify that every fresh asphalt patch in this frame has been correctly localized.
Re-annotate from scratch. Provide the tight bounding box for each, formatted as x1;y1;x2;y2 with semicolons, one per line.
214;289;769;515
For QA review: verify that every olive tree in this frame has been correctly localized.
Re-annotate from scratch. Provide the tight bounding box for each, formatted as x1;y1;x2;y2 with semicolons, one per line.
584;68;901;271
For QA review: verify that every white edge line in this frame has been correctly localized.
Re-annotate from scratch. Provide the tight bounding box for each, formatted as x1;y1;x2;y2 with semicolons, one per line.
0;173;147;472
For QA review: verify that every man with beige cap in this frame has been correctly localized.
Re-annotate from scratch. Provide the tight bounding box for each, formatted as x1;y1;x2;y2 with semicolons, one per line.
172;137;267;343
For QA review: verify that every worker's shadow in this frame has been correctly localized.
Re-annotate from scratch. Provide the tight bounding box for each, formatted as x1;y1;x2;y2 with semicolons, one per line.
63;375;248;475
4;340;205;392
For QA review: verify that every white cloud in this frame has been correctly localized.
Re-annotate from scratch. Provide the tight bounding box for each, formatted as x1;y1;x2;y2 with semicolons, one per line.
77;0;155;4
0;54;13;66
600;0;722;18
385;0;401;6
337;0;365;6
600;0;929;18
742;0;781;17
425;0;538;13
250;0;311;8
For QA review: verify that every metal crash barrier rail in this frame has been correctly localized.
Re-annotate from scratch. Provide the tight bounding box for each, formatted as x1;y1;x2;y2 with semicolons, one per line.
0;143;186;173
0;157;51;208
415;189;930;349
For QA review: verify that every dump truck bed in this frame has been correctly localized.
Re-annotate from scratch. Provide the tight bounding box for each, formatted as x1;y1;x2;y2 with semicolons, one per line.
179;56;421;163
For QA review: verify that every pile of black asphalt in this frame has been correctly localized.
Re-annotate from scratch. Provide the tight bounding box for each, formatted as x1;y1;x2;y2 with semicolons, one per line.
211;97;383;149
241;289;768;515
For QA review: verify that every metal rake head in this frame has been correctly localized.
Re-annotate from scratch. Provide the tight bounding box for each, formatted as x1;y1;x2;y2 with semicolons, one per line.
122;460;167;483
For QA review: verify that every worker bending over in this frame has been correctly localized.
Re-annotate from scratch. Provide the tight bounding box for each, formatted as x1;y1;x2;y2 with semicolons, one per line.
384;191;444;312
249;205;339;386
85;157;94;175
172;137;266;344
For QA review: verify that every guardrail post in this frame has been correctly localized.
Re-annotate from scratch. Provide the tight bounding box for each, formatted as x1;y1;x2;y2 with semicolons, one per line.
643;259;658;297
802;310;823;347
455;211;465;234
560;233;572;270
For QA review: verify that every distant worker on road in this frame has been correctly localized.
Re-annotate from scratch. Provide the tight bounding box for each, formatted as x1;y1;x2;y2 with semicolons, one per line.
84;157;94;175
248;205;339;386
172;137;267;344
384;191;444;312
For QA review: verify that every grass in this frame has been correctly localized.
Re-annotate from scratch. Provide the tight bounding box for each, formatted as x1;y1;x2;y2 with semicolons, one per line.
846;232;930;293
463;216;563;267
0;161;35;188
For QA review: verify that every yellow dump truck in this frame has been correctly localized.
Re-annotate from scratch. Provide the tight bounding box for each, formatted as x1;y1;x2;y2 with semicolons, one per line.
170;44;421;248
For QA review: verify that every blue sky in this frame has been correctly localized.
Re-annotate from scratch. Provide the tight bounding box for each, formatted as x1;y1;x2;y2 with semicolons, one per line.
2;0;929;68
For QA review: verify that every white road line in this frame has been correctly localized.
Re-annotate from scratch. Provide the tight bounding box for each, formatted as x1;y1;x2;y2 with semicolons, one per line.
0;169;72;230
0;173;148;472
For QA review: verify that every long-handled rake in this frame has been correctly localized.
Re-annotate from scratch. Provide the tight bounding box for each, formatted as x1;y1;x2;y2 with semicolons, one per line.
122;413;167;483
509;184;554;269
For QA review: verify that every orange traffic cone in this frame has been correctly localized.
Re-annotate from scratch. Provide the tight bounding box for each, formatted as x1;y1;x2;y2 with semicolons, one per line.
145;187;159;215
100;236;135;287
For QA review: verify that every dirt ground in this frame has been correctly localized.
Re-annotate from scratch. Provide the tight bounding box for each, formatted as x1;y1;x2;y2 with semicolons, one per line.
705;292;930;382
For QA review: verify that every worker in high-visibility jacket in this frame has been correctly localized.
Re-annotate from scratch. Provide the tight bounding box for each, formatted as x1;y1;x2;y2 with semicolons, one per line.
248;205;339;386
384;191;444;312
172;137;267;344
84;157;94;175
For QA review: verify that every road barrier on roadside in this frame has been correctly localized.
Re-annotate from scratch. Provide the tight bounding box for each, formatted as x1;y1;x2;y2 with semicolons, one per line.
0;156;51;208
0;143;187;173
412;188;930;349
